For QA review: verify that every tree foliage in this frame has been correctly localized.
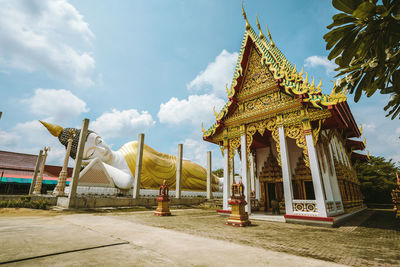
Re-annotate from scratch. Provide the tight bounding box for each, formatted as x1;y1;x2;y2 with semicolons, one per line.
355;156;399;203
325;0;400;119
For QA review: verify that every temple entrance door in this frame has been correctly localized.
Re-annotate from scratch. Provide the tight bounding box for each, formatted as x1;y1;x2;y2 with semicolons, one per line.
264;182;276;212
304;181;316;200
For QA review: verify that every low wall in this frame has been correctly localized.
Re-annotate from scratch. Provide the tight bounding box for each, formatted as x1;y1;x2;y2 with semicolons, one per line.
57;196;208;209
0;195;58;205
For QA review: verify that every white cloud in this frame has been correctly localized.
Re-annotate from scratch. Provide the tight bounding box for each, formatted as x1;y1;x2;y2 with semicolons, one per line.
0;0;95;86
158;94;225;126
187;50;238;97
0;120;67;165
0;130;20;147
90;109;156;139
22;88;89;123
304;56;337;74
179;137;223;169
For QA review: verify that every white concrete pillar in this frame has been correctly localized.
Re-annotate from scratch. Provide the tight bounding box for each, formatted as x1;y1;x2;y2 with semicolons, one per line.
318;145;334;201
328;142;344;212
133;133;145;199
29;149;43;195
317;144;337;215
68;118;89;207
249;153;255;192
305;133;328;217
206;151;212;199
241;132;251;214
223;146;229;210
279;126;294;215
175;143;183;199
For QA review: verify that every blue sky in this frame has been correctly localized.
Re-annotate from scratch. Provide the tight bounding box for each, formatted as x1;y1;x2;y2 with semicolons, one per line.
0;0;398;169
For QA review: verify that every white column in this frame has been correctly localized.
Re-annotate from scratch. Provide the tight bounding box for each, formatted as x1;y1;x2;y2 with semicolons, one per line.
317;144;337;215
223;146;229;210
328;142;344;213
175;143;183;199
249;153;255;192
68;118;89;208
305;134;328;217
240;132;251;214
206;151;212;199
279;126;294;215
133;133;145;199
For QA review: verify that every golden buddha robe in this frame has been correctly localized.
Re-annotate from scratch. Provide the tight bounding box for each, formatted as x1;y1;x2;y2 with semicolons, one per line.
119;141;219;191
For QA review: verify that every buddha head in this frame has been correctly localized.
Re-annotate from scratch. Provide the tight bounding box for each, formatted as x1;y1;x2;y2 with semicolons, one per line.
40;121;112;163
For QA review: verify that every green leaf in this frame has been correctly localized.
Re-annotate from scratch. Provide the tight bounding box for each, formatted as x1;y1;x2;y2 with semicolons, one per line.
393;3;400;20
380;86;395;94
392;69;400;88
352;2;376;19
327;13;357;29
354;85;363;102
328;29;358;61
324;24;355;50
333;0;363;14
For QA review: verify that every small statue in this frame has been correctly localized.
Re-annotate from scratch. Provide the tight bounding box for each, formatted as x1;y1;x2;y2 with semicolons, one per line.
154;180;171;216
226;181;251;227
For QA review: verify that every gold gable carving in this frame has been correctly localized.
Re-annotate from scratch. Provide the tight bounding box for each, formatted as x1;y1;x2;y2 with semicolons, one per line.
237;45;277;100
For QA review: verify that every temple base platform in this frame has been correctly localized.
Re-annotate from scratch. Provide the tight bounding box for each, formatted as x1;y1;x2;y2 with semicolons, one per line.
217;207;367;227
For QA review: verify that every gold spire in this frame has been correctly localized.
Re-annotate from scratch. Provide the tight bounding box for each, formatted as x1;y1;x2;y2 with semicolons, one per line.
266;25;275;47
242;1;250;31
39;121;63;137
213;106;219;118
256;14;264;39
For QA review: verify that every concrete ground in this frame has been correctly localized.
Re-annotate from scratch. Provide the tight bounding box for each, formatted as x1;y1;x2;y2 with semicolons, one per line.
0;208;398;266
0;209;344;267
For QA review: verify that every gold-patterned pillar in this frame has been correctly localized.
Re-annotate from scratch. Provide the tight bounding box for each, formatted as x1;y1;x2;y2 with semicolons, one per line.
33;146;50;195
54;129;75;196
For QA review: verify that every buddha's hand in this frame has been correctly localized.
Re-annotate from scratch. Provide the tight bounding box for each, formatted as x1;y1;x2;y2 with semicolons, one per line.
81;158;93;166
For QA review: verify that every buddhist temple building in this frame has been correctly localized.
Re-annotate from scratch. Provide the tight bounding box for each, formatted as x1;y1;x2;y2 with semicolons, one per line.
202;8;368;223
0;150;72;194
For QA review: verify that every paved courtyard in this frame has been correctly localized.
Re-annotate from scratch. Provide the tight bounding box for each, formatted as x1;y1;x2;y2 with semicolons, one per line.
0;208;398;266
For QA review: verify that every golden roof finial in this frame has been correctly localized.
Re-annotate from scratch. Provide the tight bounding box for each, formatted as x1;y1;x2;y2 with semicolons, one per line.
256;14;264;39
367;150;370;160
213;106;219;118
225;84;230;95
266;25;275;47
201;123;206;134
242;1;250;31
359;125;363;135
363;138;366;146
39;121;63;137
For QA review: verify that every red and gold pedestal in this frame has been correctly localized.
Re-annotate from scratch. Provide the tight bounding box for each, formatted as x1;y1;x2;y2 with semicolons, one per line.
154;180;171;216
226;181;251;227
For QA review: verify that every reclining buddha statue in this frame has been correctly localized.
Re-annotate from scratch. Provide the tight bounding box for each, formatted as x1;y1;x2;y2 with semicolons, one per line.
40;121;219;192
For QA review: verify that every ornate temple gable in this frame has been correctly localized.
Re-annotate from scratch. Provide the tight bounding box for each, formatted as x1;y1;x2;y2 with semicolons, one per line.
203;9;350;141
236;45;277;101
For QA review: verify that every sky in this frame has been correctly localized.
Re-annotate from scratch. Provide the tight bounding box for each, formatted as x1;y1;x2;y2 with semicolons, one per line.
0;0;398;170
